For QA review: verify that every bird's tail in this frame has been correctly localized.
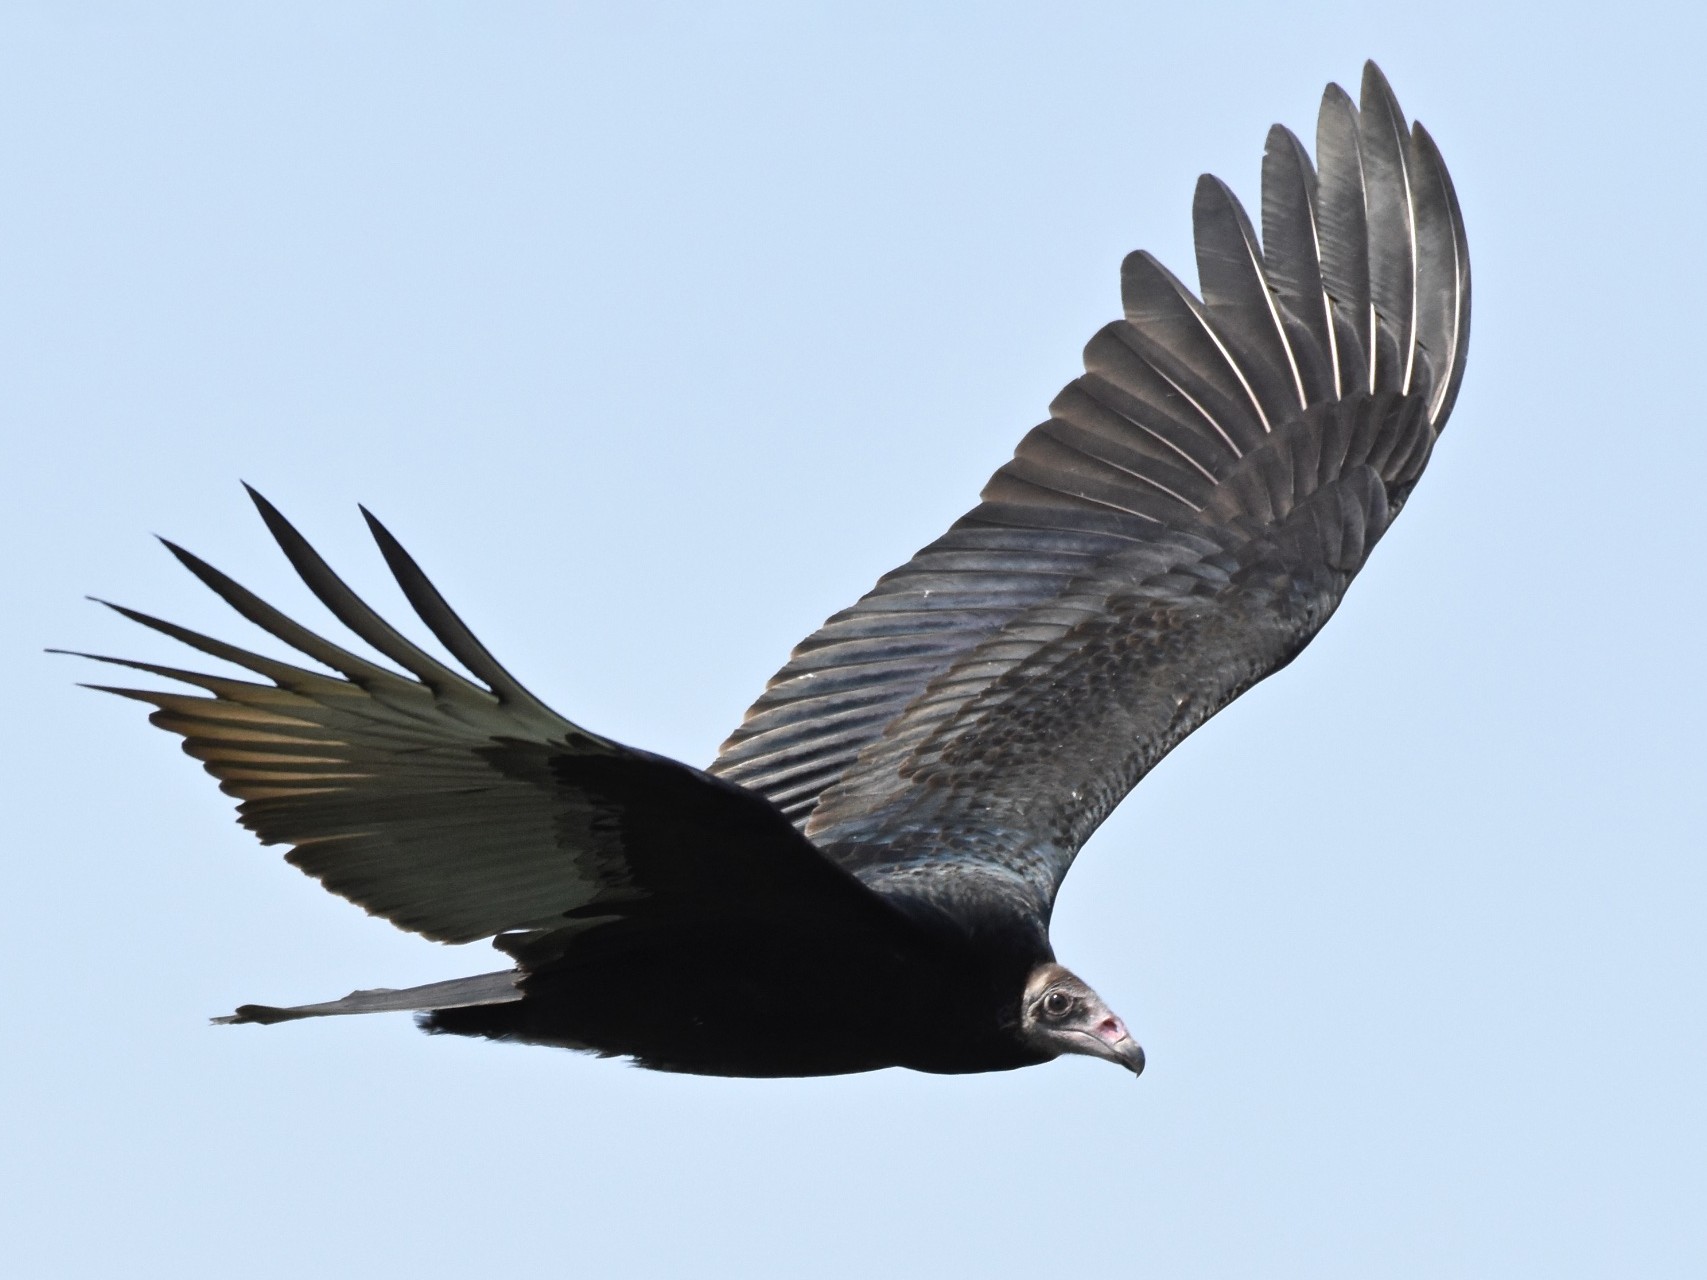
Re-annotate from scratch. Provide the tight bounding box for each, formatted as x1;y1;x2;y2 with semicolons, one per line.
214;970;522;1025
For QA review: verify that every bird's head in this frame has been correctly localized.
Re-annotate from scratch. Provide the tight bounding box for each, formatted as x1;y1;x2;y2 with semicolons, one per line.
1018;963;1145;1077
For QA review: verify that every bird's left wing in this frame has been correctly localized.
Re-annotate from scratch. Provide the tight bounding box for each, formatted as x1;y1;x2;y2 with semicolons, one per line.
711;64;1469;922
72;488;903;949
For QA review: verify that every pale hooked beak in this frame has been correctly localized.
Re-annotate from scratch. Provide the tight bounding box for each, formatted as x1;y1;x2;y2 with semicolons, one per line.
1084;1013;1146;1077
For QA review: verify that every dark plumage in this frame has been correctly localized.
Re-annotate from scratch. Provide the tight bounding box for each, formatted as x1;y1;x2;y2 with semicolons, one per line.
73;63;1467;1079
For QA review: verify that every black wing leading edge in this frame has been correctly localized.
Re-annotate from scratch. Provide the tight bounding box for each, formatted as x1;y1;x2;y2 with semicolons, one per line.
710;63;1469;920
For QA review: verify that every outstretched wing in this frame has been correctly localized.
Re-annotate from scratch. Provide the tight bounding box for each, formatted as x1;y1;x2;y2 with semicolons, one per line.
72;487;903;950
710;63;1469;920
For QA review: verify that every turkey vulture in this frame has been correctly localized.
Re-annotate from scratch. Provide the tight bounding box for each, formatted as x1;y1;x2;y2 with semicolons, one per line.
73;63;1468;1079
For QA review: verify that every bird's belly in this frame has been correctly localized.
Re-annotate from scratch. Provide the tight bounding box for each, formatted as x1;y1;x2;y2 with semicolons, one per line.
427;922;916;1076
424;918;1032;1078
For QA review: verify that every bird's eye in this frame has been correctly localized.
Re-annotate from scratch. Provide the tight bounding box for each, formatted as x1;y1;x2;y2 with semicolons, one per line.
1041;990;1075;1019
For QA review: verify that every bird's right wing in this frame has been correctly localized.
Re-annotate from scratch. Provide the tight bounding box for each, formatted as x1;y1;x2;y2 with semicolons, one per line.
71;489;904;950
710;64;1468;918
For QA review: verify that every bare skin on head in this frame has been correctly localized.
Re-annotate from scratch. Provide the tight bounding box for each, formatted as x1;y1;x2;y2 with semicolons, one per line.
1019;963;1145;1077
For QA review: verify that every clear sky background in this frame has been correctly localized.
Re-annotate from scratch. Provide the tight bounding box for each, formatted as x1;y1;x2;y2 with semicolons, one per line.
4;4;1703;1277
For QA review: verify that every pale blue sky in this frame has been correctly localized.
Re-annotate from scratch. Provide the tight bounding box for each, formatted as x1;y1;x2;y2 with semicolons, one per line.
5;4;1704;1277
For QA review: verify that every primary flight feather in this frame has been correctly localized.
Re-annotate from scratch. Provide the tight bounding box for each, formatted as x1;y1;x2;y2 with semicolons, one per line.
76;62;1467;1078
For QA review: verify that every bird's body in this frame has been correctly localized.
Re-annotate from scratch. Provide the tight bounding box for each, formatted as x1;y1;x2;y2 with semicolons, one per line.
76;63;1467;1080
424;895;1051;1078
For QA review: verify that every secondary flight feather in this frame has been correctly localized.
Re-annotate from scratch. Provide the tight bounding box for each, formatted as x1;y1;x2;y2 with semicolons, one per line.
74;63;1467;1078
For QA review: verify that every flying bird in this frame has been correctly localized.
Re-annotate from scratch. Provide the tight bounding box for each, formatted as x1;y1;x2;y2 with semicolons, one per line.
74;63;1468;1079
